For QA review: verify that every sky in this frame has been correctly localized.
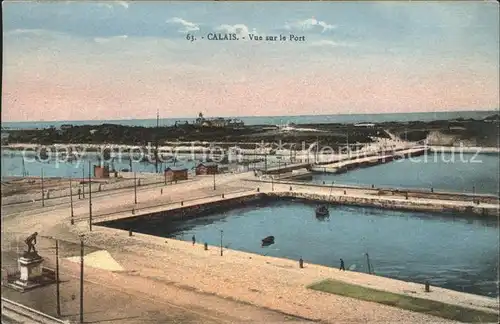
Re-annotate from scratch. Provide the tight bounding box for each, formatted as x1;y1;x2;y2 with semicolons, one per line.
2;1;499;122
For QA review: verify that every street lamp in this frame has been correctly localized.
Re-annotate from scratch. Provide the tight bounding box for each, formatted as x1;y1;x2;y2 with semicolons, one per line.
220;230;223;256
70;175;74;225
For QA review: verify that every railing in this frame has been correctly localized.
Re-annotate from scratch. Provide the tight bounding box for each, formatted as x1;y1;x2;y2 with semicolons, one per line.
1;297;71;324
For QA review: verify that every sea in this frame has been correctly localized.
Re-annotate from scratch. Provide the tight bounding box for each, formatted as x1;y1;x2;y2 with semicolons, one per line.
1;110;497;130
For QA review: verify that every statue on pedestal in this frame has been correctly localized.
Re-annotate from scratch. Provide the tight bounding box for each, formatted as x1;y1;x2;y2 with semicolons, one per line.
23;232;40;259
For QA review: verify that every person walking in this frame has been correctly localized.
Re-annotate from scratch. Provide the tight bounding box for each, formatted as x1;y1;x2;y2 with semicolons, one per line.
339;258;345;271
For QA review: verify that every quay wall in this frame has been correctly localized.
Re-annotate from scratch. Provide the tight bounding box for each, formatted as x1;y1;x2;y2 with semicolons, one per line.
97;193;264;226
429;146;500;154
254;179;500;204
271;192;499;217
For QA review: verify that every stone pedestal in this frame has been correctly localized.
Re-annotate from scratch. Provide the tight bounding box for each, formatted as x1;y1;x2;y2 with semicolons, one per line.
13;252;44;290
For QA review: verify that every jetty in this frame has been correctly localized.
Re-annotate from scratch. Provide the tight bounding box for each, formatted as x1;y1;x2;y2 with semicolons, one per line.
310;147;428;174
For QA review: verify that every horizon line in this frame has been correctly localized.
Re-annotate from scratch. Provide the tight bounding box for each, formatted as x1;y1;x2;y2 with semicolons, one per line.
2;108;498;124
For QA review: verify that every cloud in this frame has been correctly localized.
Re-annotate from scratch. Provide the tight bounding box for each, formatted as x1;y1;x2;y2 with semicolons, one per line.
94;35;128;43
4;28;73;41
116;1;129;9
96;1;129;9
166;17;200;33
285;18;336;33
214;24;259;38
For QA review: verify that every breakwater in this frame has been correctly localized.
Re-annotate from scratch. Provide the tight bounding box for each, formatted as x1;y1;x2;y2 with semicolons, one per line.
310;147;429;174
271;191;498;217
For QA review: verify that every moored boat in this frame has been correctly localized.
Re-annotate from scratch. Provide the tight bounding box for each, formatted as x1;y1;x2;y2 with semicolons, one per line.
261;235;275;245
315;205;329;217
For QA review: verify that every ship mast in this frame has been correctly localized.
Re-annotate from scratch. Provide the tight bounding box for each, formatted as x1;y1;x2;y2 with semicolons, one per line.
155;109;159;173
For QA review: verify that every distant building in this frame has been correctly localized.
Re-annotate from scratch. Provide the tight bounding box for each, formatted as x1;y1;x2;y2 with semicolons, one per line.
195;162;218;175
94;165;110;178
194;112;244;128
60;124;73;130
164;166;188;182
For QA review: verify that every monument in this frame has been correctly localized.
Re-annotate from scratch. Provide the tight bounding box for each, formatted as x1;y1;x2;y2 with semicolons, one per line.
4;232;54;292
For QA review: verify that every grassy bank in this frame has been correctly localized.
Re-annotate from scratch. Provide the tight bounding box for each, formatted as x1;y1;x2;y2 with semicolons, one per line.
308;279;499;323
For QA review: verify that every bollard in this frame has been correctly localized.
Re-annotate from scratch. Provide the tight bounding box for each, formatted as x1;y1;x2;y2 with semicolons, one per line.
344;190;346;195
257;187;260;192
289;186;292;191
323;181;325;185
299;257;304;268
181;201;184;206
204;242;208;250
132;208;135;215
129;229;133;237
371;184;374;189
222;193;224;198
425;281;430;292
405;193;408;200
161;188;163;195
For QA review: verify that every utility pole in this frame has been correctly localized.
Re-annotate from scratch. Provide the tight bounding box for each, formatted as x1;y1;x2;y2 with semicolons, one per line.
220;230;223;256
82;164;85;198
41;168;45;207
55;239;61;316
80;236;84;324
155;109;160;174
88;161;92;232
70;176;74;225
134;172;137;204
315;136;319;163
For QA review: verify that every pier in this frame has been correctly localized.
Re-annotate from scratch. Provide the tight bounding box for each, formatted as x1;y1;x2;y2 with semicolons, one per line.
310;147;428;174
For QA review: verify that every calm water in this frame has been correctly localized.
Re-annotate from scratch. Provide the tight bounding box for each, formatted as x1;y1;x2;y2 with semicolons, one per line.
0;151;198;178
103;198;499;297
310;152;500;195
2;110;495;130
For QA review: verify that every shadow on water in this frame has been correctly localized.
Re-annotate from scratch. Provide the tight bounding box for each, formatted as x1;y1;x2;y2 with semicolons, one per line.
100;196;499;297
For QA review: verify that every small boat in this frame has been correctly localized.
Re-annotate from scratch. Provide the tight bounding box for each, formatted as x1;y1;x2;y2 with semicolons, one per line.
261;236;275;246
315;205;329;217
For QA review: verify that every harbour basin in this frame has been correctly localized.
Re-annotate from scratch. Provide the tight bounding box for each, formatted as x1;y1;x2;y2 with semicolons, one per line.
100;197;499;298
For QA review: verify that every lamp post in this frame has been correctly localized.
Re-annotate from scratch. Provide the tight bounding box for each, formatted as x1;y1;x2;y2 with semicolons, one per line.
70;176;74;225
134;172;138;204
88;161;92;232
41;168;45;207
220;230;223;256
80;235;84;324
55;239;61;316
